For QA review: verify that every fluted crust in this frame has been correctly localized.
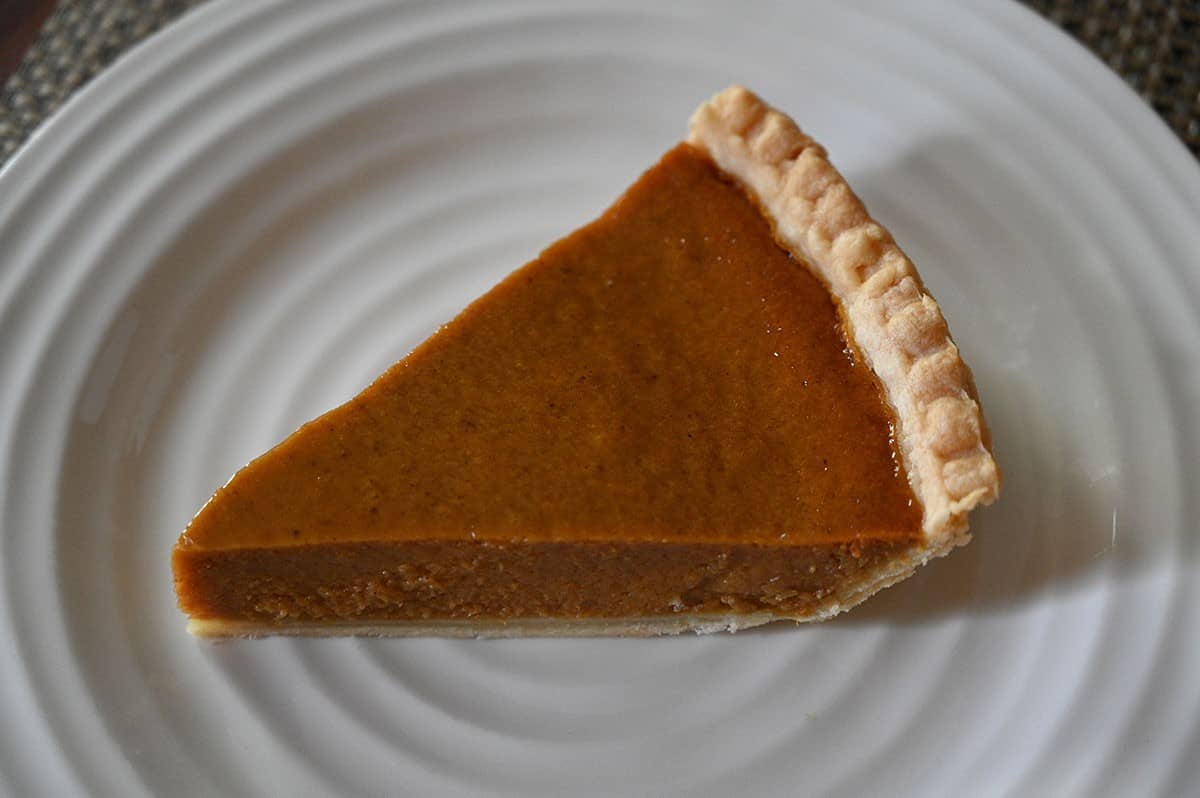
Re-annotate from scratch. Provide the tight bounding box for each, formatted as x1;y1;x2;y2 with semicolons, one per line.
688;86;1000;547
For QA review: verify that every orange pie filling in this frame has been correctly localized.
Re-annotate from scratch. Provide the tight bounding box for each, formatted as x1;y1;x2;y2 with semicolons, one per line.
173;144;922;627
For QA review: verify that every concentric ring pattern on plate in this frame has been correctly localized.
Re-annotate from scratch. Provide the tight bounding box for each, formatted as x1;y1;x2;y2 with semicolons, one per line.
0;1;1197;795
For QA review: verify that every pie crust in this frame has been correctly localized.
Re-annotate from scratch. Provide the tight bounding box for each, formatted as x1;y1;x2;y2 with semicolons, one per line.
689;86;1000;553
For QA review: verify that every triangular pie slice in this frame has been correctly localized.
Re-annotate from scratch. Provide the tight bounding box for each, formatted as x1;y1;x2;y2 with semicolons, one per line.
173;87;1000;638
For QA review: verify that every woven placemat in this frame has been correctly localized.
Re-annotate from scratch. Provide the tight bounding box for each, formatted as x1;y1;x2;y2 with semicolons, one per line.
1;0;1198;167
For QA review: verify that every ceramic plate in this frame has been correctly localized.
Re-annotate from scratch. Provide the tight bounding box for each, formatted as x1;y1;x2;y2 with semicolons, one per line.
1;1;1197;795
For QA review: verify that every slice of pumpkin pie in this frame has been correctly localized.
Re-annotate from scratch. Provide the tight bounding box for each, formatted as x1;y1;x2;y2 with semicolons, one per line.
173;87;1000;638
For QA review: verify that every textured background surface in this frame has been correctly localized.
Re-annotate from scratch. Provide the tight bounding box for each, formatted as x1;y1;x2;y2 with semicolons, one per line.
1;0;1198;166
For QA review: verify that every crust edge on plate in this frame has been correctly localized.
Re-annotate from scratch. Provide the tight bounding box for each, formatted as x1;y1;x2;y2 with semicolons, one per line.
688;85;1001;548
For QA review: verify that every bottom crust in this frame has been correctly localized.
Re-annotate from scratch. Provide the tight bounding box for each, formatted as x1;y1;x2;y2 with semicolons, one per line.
189;614;781;639
187;535;963;638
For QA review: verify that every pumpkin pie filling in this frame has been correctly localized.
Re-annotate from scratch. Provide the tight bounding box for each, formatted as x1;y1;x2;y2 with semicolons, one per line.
174;142;925;631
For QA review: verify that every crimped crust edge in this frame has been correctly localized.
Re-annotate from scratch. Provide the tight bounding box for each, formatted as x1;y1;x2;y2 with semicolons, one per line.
687;86;1000;546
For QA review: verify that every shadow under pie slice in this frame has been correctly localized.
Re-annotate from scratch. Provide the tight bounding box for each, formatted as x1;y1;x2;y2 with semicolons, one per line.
173;86;1000;638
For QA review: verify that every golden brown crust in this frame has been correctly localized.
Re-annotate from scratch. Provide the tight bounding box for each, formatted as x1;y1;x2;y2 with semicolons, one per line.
188;615;779;638
687;86;1000;546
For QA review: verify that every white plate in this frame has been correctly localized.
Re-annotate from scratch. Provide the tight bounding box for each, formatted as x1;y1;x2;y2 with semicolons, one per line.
1;1;1198;795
